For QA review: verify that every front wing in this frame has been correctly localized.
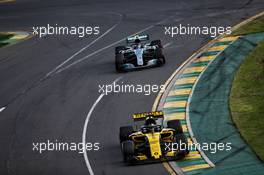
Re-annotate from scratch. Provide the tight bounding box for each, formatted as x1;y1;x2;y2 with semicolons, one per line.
121;59;160;71
126;150;185;165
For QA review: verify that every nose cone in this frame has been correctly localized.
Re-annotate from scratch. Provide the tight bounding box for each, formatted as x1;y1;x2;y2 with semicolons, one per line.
134;48;144;66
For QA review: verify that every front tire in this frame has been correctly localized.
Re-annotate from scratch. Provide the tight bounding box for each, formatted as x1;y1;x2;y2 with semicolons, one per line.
122;140;135;163
158;56;166;65
174;133;189;157
155;48;165;66
115;54;125;72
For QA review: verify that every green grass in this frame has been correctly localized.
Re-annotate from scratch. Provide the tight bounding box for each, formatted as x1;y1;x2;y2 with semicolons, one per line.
232;15;264;36
0;33;13;41
230;40;264;161
0;43;9;47
0;33;13;48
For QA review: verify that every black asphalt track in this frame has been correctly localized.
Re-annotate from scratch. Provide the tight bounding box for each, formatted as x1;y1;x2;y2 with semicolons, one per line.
0;0;263;174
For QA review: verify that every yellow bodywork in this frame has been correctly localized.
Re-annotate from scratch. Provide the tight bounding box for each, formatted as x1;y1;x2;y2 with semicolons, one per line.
131;129;175;160
136;154;148;160
145;133;162;159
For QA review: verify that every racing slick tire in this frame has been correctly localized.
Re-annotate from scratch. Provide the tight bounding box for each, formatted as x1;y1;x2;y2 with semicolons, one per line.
115;53;125;72
167;120;183;134
155;48;165;65
174;133;189;158
119;126;134;142
122;140;135;163
115;46;126;54
151;40;162;48
158;55;166;65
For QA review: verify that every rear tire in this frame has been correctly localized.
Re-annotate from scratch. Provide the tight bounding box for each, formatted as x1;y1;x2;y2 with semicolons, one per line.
167;120;183;134
115;46;126;54
151;40;162;48
115;54;124;72
119;126;134;142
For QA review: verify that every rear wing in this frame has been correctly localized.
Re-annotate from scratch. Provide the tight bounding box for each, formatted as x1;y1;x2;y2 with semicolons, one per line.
126;34;149;43
132;111;164;121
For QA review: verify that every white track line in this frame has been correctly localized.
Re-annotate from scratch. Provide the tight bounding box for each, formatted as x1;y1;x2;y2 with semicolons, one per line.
45;13;123;78
82;76;122;175
82;93;103;175
163;42;173;48
0;107;6;113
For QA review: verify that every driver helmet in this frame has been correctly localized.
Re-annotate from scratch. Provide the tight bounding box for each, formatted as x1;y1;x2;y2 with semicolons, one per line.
135;38;141;44
145;116;157;126
134;38;141;48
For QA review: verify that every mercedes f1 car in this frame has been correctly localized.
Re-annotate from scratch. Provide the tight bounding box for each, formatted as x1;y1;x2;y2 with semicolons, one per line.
119;111;189;164
115;34;166;72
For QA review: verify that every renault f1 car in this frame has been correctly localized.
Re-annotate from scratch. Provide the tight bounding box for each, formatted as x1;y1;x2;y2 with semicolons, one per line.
115;34;166;72
119;111;189;164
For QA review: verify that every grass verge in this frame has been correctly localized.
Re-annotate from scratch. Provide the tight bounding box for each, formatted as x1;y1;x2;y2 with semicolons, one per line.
232;14;264;36
230;12;264;161
0;33;13;48
230;39;264;161
0;33;13;40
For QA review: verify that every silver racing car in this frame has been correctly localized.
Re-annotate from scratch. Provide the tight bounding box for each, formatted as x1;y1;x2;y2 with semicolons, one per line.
115;34;166;72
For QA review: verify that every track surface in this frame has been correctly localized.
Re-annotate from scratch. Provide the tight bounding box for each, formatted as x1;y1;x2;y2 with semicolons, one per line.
0;0;263;175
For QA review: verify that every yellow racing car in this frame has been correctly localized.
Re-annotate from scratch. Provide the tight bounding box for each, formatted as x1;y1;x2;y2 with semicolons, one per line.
119;111;189;164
